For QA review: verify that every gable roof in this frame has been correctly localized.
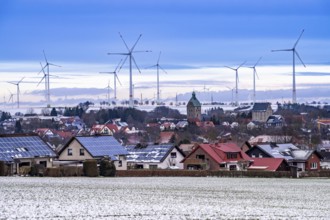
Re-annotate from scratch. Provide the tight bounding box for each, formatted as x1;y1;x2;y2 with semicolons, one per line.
289;149;320;162
126;144;181;163
248;158;288;171
61;135;128;160
187;92;201;107
182;142;251;163
0;134;57;162
249;143;299;160
252;102;271;111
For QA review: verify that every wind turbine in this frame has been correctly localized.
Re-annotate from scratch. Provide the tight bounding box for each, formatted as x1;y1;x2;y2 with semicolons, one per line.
226;86;234;105
108;33;151;107
225;61;246;106
8;90;14;104
7;77;24;108
100;59;122;100
105;80;112;105
247;57;262;104
39;50;61;107
271;29;306;104
145;51;167;105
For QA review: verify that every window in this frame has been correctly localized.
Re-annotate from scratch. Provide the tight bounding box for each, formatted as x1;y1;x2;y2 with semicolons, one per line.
196;154;205;160
149;165;158;169
170;152;177;158
310;162;317;169
226;153;237;159
118;160;122;167
219;164;226;168
67;148;72;156
79;149;85;156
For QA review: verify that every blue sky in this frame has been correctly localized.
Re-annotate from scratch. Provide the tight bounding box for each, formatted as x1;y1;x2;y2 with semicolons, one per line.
1;0;330;105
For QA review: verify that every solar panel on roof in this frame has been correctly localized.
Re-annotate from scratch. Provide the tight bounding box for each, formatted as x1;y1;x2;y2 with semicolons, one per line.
76;136;128;159
0;136;56;162
126;144;174;162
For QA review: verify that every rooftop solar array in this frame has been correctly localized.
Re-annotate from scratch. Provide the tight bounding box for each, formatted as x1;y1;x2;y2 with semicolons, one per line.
126;144;174;163
0;136;57;162
76;136;128;160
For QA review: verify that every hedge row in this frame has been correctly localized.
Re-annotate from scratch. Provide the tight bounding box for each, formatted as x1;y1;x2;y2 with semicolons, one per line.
300;170;330;178
116;170;292;178
44;167;84;177
0;161;6;176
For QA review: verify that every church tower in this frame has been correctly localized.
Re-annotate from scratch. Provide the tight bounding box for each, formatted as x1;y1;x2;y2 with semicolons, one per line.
187;91;201;122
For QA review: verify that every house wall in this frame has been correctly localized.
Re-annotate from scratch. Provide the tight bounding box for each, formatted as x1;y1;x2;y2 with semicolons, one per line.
320;161;330;169
183;147;219;170
252;107;272;122
159;147;185;169
113;155;127;171
58;139;93;161
305;153;321;171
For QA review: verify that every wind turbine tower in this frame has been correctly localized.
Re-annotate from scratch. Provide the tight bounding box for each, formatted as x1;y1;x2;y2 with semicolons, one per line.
146;51;167;105
100;59;122;100
108;33;151;107
39;50;61;107
7;77;24;108
225;61;246;106
271;29;306;104
247;57;262;104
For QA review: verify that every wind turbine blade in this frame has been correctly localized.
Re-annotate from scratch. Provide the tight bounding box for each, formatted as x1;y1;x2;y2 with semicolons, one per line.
157;51;162;64
43;50;48;63
238;61;246;69
37;75;46;87
18;77;25;84
99;72;114;74
115;73;122;86
118;32;130;52
255;69;260;79
293;29;305;48
118;55;129;72
133;50;152;53
145;64;157;69
271;49;292;52
107;52;129;55
255;56;262;67
295;51;306;67
114;58;123;73
224;66;235;71
39;62;47;75
159;65;168;74
132;56;141;73
131;34;142;52
48;63;61;67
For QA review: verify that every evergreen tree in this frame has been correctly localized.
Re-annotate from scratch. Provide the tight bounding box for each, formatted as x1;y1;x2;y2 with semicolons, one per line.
50;108;58;116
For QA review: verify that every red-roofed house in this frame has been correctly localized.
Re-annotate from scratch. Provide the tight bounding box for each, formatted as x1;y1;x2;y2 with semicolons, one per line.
248;158;290;171
90;123;119;135
158;131;175;144
195;121;215;129
181;142;252;171
34;128;54;137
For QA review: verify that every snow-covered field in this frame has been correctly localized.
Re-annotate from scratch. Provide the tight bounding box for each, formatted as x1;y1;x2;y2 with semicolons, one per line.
1;177;330;219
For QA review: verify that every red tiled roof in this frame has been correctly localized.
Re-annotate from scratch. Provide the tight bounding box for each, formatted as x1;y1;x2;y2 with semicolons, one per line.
196;121;215;128
159;131;175;144
249;158;286;171
105;124;119;133
53;130;75;139
184;142;251;163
